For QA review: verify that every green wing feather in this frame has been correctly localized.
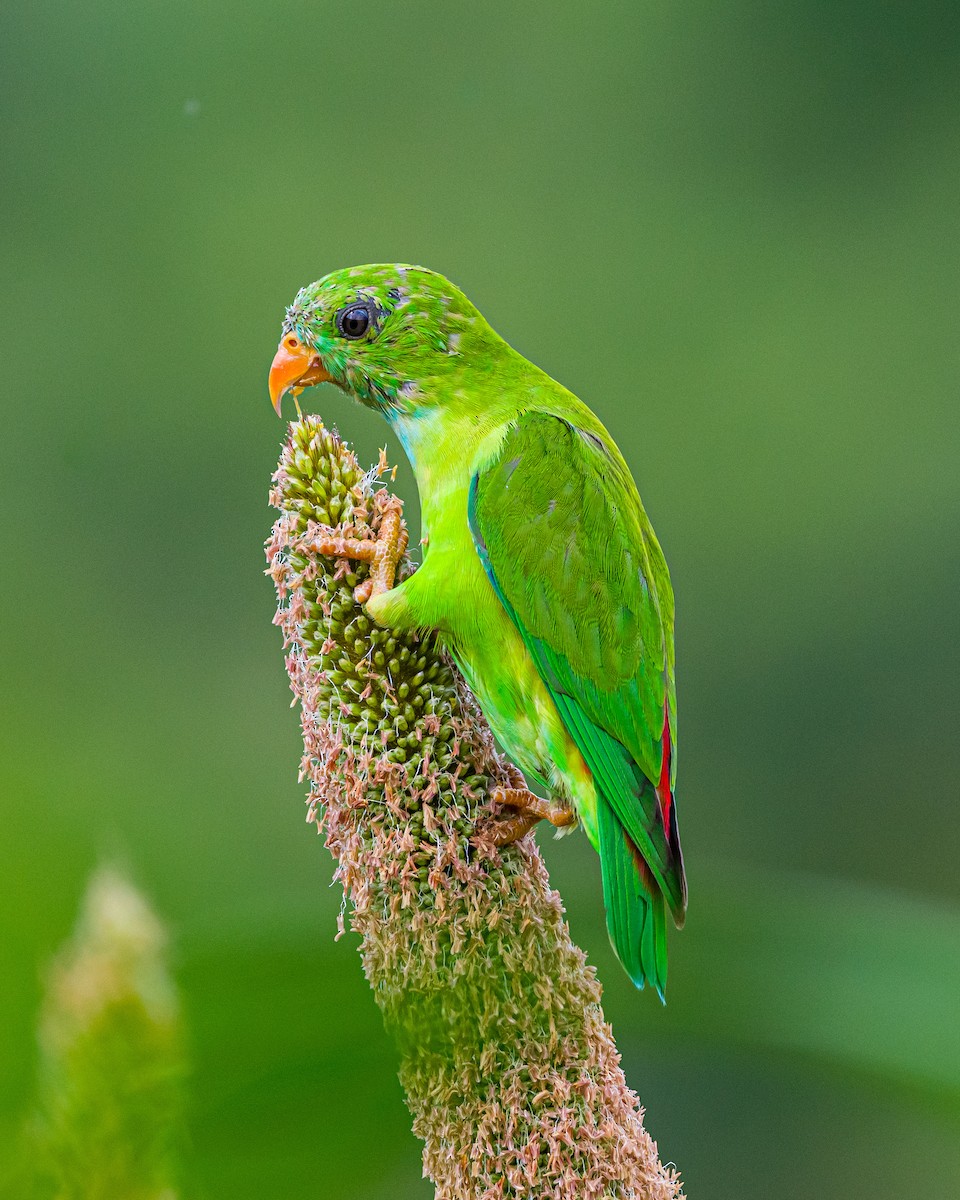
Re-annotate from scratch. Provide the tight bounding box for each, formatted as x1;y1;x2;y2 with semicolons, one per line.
468;411;686;995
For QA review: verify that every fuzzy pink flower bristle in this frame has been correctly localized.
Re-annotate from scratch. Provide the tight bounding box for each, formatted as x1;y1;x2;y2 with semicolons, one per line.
267;416;683;1200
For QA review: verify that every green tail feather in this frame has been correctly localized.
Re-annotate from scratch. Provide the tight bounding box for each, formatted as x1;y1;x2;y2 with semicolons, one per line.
598;795;668;1001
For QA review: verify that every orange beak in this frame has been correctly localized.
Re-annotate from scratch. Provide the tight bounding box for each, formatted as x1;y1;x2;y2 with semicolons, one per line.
268;333;332;416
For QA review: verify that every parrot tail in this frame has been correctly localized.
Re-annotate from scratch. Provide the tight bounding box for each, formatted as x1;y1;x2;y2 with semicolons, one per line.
597;794;668;1001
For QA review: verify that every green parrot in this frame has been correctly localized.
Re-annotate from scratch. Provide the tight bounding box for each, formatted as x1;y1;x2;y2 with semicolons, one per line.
269;264;687;998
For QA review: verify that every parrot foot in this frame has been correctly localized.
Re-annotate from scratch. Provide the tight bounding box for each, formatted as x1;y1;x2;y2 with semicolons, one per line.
483;786;577;846
313;497;408;604
483;810;541;846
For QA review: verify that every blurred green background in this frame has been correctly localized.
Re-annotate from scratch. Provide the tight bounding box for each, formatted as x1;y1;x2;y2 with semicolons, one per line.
2;1;959;1195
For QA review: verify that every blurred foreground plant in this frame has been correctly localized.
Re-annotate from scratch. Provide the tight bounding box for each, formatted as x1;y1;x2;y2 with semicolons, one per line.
266;416;683;1199
12;868;185;1200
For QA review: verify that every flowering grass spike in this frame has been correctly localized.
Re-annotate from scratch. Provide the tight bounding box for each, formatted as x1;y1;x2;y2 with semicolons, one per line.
266;416;682;1199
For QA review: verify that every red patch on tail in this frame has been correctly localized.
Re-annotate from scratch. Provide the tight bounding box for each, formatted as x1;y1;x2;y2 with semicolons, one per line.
629;837;655;890
657;705;672;835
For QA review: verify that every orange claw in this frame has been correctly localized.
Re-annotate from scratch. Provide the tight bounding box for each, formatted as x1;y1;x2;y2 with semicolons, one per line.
268;333;331;416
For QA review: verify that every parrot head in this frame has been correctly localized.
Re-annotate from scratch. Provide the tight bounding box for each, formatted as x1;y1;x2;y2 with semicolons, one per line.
268;264;498;418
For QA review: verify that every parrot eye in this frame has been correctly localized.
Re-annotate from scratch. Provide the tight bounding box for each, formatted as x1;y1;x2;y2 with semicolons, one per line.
337;304;371;340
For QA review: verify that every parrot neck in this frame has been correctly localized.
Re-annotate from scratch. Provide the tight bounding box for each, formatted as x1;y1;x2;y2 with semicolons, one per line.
387;383;522;536
389;399;510;482
387;356;533;477
384;350;577;541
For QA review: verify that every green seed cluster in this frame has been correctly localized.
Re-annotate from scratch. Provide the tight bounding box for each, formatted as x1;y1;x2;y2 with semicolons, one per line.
269;417;491;898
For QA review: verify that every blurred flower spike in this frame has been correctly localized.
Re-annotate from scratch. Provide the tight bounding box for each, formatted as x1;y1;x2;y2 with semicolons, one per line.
22;867;185;1200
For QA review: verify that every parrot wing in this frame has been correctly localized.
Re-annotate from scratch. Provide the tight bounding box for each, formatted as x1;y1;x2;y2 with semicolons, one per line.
468;410;686;992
